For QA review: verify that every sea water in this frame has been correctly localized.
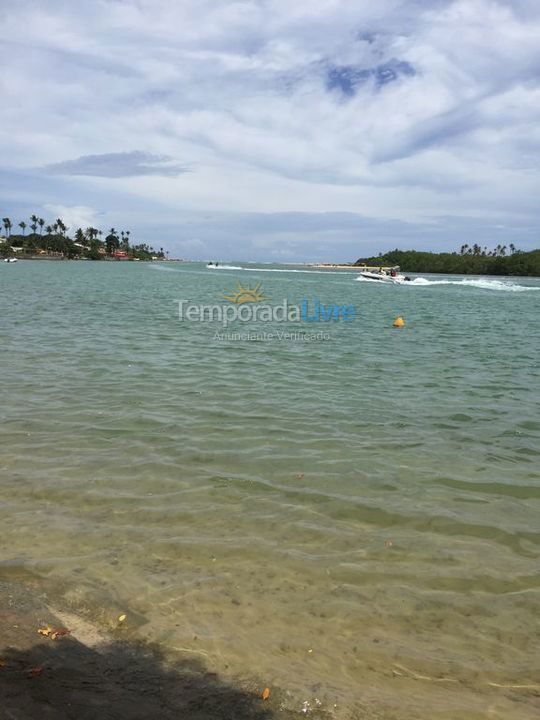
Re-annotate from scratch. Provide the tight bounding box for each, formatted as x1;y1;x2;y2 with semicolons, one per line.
1;260;539;718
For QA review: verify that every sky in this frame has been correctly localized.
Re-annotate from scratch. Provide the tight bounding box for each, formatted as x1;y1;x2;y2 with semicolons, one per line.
1;0;540;261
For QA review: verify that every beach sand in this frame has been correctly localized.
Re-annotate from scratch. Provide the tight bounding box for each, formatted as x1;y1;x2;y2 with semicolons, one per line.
0;580;332;720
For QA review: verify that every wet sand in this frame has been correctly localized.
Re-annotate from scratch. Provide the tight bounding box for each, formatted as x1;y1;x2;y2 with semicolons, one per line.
0;580;331;720
2;580;539;720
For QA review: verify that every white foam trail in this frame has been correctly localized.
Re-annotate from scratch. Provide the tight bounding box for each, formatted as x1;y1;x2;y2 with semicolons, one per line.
355;275;538;291
407;277;540;292
207;264;243;270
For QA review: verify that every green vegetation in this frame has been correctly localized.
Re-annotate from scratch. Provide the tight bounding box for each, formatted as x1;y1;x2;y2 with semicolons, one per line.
1;215;166;261
355;244;540;276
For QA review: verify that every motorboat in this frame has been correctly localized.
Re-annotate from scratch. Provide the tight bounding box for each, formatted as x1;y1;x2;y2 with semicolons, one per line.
357;265;411;284
4;257;18;263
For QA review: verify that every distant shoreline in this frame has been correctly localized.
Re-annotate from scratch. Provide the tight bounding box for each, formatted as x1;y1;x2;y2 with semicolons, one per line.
5;257;540;277
3;255;167;262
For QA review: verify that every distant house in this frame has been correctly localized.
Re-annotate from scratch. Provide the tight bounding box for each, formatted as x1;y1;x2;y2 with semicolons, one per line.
112;250;129;259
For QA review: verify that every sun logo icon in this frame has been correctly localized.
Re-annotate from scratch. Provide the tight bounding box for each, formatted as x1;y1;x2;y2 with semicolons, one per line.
222;280;269;304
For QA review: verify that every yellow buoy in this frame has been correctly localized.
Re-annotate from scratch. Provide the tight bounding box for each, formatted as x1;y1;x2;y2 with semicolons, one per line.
393;316;405;328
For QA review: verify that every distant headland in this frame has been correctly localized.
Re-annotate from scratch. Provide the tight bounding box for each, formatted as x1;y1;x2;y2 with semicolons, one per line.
353;245;540;276
1;215;166;261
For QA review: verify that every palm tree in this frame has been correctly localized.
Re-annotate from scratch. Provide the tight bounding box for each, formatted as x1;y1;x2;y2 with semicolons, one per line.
45;225;52;235
2;217;12;238
30;221;38;235
19;221;27;236
38;218;45;235
85;227;100;245
509;243;516;255
56;218;67;236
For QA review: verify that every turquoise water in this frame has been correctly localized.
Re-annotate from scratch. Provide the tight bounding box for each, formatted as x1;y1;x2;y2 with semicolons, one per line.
1;260;539;718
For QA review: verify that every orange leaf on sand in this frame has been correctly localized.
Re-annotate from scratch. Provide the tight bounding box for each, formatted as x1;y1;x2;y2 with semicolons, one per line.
51;628;71;640
38;626;52;637
262;688;270;701
27;666;43;678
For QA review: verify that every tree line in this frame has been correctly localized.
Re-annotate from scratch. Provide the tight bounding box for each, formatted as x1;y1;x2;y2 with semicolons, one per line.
355;244;540;276
1;215;166;261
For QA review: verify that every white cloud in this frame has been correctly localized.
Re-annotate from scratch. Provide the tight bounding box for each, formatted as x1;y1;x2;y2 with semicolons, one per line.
43;204;102;231
1;0;539;258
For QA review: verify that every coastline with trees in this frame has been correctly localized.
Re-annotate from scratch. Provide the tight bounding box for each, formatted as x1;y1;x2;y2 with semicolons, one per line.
355;245;540;276
1;215;166;261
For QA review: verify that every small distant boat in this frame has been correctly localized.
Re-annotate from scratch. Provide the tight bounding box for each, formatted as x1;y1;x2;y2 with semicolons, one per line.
4;257;18;263
357;265;411;284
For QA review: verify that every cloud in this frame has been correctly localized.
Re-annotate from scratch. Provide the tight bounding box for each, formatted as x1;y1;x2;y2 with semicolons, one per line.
43;152;189;178
326;59;416;96
42;204;101;230
1;0;540;258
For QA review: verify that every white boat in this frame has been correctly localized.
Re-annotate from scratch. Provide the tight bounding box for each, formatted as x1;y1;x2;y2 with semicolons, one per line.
4;257;18;263
357;265;411;284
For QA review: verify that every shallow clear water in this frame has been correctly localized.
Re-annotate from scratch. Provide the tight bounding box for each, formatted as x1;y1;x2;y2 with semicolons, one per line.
1;260;539;718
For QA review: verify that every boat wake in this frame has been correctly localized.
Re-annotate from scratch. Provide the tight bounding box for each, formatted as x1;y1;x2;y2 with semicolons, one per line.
408;277;540;292
207;264;243;270
356;276;538;291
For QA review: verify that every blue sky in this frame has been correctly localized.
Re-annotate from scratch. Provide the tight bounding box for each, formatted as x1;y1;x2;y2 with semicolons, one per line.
1;0;539;261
